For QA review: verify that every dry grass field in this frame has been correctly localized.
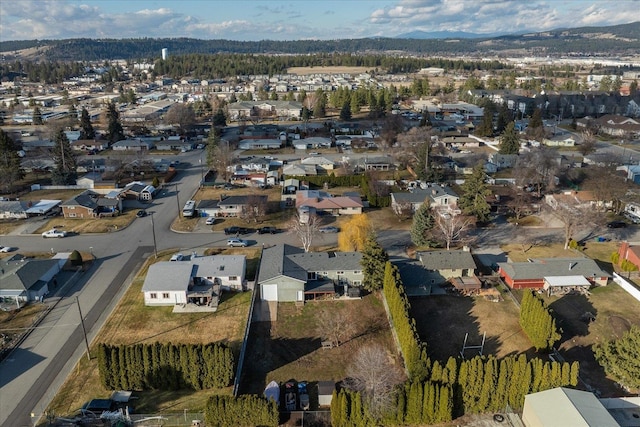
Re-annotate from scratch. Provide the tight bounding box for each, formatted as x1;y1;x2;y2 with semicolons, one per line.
239;294;398;396
47;249;256;416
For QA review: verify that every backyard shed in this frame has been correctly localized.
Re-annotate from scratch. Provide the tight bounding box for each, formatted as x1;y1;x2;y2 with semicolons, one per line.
317;381;335;407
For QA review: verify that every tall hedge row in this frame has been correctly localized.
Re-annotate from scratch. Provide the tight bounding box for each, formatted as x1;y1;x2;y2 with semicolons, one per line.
204;395;278;427
519;290;562;351
97;342;234;391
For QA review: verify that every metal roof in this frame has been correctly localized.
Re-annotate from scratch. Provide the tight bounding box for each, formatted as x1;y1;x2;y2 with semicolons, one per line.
417;250;477;270
498;258;611;280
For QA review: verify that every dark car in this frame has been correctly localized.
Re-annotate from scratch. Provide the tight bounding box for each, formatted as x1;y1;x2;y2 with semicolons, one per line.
224;226;253;235
136;210;147;218
607;221;627;228
319;226;339;233
258;226;279;234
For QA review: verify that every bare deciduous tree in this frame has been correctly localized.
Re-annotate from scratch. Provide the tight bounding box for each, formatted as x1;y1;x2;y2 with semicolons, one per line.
345;344;405;418
315;308;355;348
165;103;195;134
548;203;598;250
240;194;268;223
288;212;321;252
433;214;474;250
393;201;413;221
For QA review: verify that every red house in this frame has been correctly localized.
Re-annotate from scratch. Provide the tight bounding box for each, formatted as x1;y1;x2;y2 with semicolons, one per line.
498;258;610;290
618;242;640;269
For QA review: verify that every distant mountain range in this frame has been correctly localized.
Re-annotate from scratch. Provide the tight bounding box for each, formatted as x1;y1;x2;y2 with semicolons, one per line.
1;21;639;61
395;30;506;39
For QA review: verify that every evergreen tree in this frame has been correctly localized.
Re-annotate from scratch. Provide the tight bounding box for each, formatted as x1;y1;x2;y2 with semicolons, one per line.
105;102;124;143
78;107;95;140
360;234;389;292
314;88;327;118
32;105;43;125
51;128;78;185
499;121;520;154
476;102;495;137
0;129;25;192
212;108;226;127
458;164;491;222
410;200;435;247
495;102;511;134
340;100;352;120
593;325;640;389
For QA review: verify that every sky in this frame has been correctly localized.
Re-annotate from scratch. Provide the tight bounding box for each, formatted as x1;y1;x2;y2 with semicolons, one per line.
1;0;639;41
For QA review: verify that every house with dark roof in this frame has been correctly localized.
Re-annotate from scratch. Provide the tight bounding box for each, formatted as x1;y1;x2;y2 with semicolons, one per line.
141;255;246;311
61;190;122;218
0;257;62;303
122;181;155;202
497;258;610;290
112;139;155;151
257;244;363;302
197;194;268;218
391;184;459;215
416;249;478;288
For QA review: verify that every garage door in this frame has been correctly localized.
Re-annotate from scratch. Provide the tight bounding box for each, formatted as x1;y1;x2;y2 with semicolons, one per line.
262;284;278;301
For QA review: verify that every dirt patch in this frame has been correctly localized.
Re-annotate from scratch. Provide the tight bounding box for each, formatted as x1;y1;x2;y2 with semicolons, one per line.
0;303;49;357
410;294;534;362
607;315;631;339
239;295;397;396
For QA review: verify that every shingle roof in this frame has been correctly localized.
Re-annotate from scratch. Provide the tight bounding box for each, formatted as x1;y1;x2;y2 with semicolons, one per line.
417;250;477;270
498;258;611;280
257;244;362;284
0;259;60;292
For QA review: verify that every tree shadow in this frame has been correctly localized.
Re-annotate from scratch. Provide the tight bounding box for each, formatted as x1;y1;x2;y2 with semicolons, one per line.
548;293;597;341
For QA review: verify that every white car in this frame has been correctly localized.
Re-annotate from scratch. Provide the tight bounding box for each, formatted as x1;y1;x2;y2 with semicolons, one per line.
42;229;67;238
227;238;248;247
205;217;216;225
170;253;185;261
0;246;16;253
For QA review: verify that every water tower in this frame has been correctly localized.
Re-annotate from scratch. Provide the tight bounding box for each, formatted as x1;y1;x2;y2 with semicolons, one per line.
161;48;168;60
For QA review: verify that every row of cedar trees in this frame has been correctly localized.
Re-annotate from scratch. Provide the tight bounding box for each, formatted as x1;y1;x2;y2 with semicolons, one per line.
331;262;579;425
97;342;235;391
519;290;562;351
290;174;391;208
204;395;278;427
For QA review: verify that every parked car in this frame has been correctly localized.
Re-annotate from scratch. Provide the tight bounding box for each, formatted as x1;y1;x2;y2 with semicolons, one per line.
0;246;17;253
227;238;248;247
42;229;67;238
205;217;216;225
298;382;310;410
607;221;627;228
170;253;185;261
224;226;253;235
258;226;279;234
285;381;297;412
136;210;147;218
319;226;339;233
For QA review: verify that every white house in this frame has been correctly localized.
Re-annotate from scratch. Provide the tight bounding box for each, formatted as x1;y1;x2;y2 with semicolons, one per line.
141;255;246;309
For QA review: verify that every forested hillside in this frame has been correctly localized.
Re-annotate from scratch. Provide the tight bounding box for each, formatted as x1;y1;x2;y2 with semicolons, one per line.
1;21;638;61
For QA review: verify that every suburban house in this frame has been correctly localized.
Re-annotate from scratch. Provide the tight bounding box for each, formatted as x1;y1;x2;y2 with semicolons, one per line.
293;137;332;149
0;199;60;219
141;255;246;311
300;156;335;172
111;139;155;151
617;241;640;270
122;181;155;202
296;190;363;216
391;184;460;215
487;153;518;170
0;256;63;303
522;387;628;427
61;190;122;218
497;258;610;290
282;163;318;177
545;190;604;211
281;178;308;207
577;114;640;138
416;249;479;290
238;139;283;150
361;156;394;171
258;244;364;302
71;139;109;152
197;194;268;218
227;100;302;121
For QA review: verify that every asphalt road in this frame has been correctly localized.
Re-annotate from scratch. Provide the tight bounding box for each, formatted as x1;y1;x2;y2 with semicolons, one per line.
0;149;342;426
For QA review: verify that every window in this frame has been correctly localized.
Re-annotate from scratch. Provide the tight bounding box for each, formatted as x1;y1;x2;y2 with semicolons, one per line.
354;271;361;274
162;293;170;299
353;281;362;286
229;276;237;281
337;271;344;275
150;293;157;299
68;213;76;218
307;272;317;280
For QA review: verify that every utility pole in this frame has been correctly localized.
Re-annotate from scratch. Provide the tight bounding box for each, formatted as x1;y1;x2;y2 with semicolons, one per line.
150;212;158;258
175;183;181;218
75;296;91;361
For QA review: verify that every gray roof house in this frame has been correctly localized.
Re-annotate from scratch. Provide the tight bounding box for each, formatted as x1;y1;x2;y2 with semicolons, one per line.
197;194;268;218
0;200;30;219
61;190;122;218
416;249;479;289
141;255;246;311
391;184;459;215
498;258;611;289
0;257;61;303
258;244;363;302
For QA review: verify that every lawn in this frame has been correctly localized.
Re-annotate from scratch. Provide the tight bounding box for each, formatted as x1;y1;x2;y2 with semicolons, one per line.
238;294;398;397
0;303;49;355
35;210;137;234
47;249;255;417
